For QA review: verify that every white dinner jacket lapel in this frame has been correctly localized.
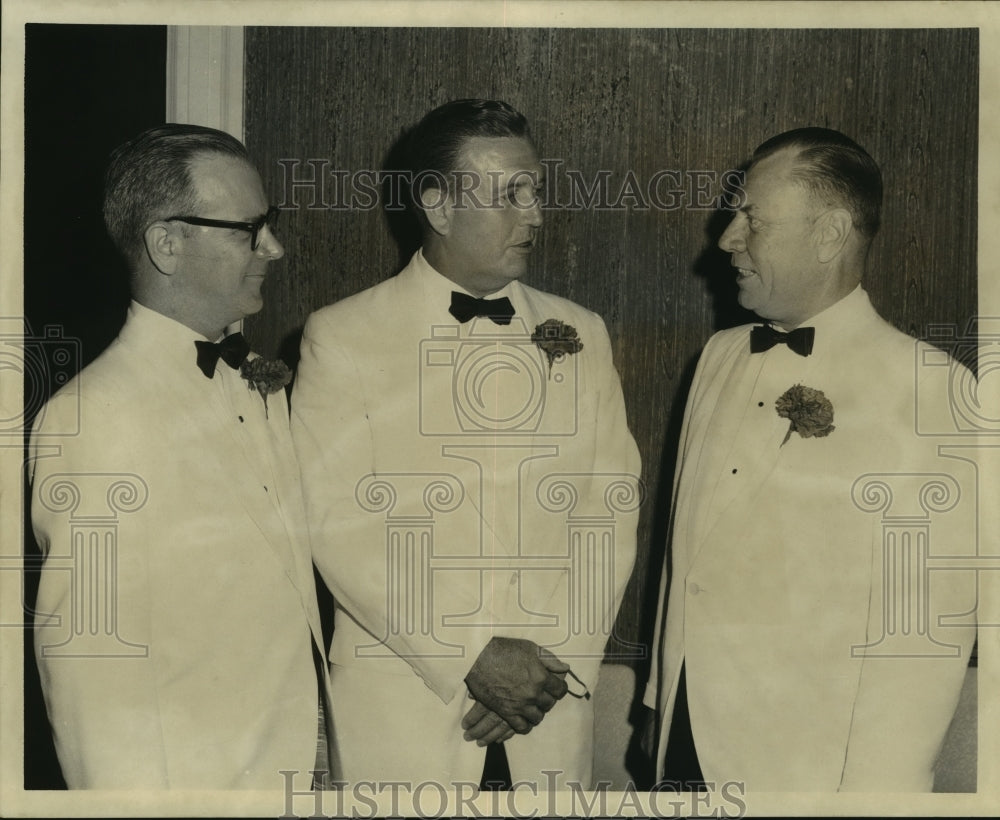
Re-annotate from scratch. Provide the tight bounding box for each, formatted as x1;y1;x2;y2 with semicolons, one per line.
396;259;526;556
120;318;304;592
682;328;820;569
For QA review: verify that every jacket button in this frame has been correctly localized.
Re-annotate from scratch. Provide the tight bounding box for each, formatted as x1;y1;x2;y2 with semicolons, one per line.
688;582;701;595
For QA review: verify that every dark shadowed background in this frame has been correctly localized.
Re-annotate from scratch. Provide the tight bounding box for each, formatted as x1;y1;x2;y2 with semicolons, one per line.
239;25;979;671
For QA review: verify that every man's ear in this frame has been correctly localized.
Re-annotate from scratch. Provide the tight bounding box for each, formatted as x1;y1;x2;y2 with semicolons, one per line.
815;208;853;264
418;185;452;237
143;222;180;274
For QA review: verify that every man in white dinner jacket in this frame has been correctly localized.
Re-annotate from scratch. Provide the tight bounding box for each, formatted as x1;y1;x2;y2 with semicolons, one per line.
644;128;978;792
30;124;334;789
292;99;642;789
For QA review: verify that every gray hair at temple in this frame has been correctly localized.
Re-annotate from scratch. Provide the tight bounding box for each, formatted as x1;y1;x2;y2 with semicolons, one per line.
752;127;883;240
103;123;250;269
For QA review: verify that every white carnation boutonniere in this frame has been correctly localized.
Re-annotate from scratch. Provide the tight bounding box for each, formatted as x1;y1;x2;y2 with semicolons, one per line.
776;384;835;446
531;319;583;378
239;357;292;418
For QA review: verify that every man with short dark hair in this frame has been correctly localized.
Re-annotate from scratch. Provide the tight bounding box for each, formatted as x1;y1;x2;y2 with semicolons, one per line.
292;99;641;789
643;128;977;791
30;124;333;789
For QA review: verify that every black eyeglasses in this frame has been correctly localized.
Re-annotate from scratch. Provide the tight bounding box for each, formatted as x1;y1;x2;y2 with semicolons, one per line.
164;205;280;251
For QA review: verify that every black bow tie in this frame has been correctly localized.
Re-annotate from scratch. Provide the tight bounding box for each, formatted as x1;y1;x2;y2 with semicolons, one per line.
449;291;515;325
749;324;815;357
194;332;250;378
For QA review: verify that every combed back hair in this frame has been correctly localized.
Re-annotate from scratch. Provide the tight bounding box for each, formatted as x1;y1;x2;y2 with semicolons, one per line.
103;123;250;268
752;127;883;239
401;99;532;212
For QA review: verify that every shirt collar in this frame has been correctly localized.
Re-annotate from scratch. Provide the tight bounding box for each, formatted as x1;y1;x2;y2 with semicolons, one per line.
766;285;869;357
121;300;223;372
412;248;516;305
800;285;865;330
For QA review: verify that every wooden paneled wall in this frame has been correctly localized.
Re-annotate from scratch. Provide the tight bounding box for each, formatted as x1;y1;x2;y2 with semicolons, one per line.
243;27;978;666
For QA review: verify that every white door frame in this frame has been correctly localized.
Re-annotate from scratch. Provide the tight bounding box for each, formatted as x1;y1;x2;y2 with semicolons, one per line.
166;26;244;140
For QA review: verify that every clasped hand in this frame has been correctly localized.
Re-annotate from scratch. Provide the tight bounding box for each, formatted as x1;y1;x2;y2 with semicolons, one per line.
462;637;570;745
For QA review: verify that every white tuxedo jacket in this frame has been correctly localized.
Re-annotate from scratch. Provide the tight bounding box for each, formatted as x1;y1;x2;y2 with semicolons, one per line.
292;250;641;787
30;302;332;789
645;288;977;792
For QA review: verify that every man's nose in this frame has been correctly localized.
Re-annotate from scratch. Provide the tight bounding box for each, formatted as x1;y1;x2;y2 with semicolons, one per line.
718;216;745;253
523;198;543;228
257;227;285;260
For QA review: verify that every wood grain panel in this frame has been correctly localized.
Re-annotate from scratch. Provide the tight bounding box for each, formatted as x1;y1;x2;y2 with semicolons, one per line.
243;27;978;666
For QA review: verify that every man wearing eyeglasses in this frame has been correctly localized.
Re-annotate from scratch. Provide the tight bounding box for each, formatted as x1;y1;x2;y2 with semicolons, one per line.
29;124;334;789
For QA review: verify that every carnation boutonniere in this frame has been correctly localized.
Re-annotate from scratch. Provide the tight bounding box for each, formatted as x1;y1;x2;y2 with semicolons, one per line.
775;384;835;446
531;319;583;378
239;357;292;418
